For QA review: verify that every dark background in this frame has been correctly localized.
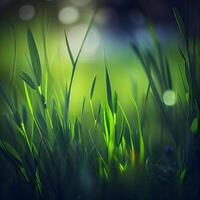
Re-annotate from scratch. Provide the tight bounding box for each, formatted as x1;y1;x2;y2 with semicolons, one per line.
0;0;200;26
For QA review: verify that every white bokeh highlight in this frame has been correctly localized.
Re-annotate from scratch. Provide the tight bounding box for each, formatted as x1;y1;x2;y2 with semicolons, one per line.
58;6;80;25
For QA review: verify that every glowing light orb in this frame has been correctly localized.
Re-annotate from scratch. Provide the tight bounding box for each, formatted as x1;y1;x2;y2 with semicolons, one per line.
58;7;80;25
163;90;176;106
19;5;35;21
70;0;91;7
67;24;101;59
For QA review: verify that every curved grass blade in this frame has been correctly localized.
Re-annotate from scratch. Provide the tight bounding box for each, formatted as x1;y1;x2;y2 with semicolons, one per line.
65;13;95;116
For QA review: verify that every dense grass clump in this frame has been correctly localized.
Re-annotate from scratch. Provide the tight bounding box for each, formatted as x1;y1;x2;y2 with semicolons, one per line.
0;8;200;200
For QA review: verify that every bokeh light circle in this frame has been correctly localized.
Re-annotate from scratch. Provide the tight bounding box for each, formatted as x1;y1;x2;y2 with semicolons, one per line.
163;90;176;106
58;6;80;25
19;5;35;21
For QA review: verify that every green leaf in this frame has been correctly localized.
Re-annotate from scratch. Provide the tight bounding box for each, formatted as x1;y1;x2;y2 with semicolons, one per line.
20;72;36;89
90;75;97;99
105;67;113;112
191;117;198;134
27;28;42;86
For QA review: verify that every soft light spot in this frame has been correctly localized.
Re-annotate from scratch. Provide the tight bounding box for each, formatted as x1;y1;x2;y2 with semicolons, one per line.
67;24;101;59
58;6;80;25
95;8;118;26
163;90;176;106
70;0;91;7
19;5;35;21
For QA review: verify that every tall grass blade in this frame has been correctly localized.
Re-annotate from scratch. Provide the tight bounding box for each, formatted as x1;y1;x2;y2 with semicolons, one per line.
64;32;75;68
90;75;97;99
27;28;42;86
105;67;113;112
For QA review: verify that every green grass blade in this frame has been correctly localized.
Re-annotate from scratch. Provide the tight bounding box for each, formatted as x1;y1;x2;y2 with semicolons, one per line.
173;8;186;38
105;67;113;112
131;97;144;165
81;97;86;116
27;28;42;86
20;72;36;90
65;31;75;68
8;22;17;89
74;13;95;66
90;75;97;100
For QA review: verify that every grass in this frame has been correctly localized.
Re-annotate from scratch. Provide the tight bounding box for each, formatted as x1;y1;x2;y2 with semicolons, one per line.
0;6;200;200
